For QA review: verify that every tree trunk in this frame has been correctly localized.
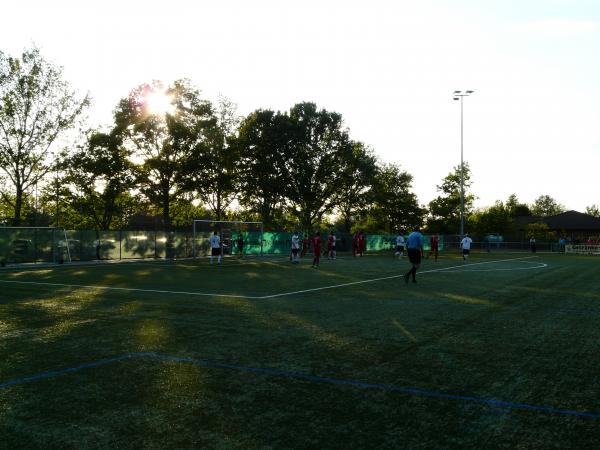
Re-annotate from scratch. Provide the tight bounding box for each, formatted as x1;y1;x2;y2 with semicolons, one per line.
13;185;23;226
216;193;222;221
162;189;171;230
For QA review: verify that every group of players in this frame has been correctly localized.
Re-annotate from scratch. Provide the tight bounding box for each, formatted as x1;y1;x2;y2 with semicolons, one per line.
290;231;368;268
209;229;473;280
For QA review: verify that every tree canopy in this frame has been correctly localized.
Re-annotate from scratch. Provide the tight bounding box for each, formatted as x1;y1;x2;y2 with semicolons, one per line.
0;47;89;225
426;163;475;234
530;195;566;217
0;46;584;236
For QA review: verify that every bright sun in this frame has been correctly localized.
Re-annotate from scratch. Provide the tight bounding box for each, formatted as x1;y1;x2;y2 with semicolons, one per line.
145;90;175;116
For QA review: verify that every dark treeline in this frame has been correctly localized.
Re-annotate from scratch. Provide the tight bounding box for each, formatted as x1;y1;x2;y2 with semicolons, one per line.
2;47;596;236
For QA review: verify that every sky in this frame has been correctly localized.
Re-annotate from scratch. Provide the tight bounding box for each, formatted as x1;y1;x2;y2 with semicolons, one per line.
2;0;599;212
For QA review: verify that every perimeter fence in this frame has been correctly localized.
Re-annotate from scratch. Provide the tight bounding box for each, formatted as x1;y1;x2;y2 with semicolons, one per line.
1;227;566;265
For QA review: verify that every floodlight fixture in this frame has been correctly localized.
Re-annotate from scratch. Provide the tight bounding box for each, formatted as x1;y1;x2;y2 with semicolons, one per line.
452;89;476;236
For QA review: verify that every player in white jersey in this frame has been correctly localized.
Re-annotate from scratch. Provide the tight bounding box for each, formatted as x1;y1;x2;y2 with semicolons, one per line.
460;234;473;262
291;232;300;263
394;233;405;258
210;231;221;264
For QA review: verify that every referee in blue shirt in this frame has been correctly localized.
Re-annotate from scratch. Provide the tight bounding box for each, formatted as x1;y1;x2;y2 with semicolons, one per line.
404;226;424;284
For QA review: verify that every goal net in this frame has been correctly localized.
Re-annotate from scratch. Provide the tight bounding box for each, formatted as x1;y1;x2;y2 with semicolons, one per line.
192;220;264;257
0;227;72;265
565;244;600;255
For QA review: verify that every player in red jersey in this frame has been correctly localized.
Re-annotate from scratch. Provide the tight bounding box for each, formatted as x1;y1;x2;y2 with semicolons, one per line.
358;231;366;256
352;232;359;257
301;233;310;257
428;234;439;262
312;232;322;267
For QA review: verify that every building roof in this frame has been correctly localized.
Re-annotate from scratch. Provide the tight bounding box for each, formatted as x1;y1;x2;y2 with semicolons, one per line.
515;210;600;231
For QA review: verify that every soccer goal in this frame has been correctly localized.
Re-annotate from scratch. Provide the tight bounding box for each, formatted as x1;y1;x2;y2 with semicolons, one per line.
192;220;264;258
0;226;72;266
565;244;600;255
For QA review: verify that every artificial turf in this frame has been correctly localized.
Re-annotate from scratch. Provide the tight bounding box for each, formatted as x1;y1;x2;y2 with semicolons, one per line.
1;252;599;449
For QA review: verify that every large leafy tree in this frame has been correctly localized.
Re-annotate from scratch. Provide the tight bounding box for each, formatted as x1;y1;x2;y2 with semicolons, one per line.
468;201;512;235
505;193;531;217
234;109;292;229
336;142;378;232
284;102;356;230
359;163;424;233
530;195;565;217
426;163;475;234
0;47;89;225
64;129;138;231
114;79;214;228
194;96;240;220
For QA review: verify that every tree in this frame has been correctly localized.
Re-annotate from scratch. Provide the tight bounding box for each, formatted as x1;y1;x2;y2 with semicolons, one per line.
530;195;565;217
505;194;531;217
284;102;356;230
585;204;600;217
234;109;291;229
336;142;378;232
195;96;240;220
359;163;424;233
426;163;475;234
526;222;554;240
114;79;213;228
468;201;512;235
0;47;89;225
64;129;138;231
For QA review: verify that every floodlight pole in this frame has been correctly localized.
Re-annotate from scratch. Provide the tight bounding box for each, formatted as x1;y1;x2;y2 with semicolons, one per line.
453;90;474;237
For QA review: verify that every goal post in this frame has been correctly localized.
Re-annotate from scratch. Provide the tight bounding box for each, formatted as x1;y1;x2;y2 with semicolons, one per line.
0;226;72;265
192;220;264;258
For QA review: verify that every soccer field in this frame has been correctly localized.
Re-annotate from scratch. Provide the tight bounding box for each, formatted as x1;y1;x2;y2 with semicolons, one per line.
1;252;599;449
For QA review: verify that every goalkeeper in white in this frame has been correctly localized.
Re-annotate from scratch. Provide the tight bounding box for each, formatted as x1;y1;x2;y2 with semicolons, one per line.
210;231;221;265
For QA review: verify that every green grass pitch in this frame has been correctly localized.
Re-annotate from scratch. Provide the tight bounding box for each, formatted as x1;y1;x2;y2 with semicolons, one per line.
1;252;599;449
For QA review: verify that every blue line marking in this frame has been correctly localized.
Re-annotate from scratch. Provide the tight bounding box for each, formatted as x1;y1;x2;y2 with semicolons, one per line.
2;351;599;420
0;353;141;389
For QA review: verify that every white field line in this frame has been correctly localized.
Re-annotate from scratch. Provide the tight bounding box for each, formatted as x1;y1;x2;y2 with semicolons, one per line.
260;256;542;299
439;262;548;272
0;256;542;301
0;279;264;299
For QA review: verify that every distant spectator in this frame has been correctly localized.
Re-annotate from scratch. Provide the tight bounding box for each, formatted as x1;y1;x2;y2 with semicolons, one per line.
530;236;536;253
